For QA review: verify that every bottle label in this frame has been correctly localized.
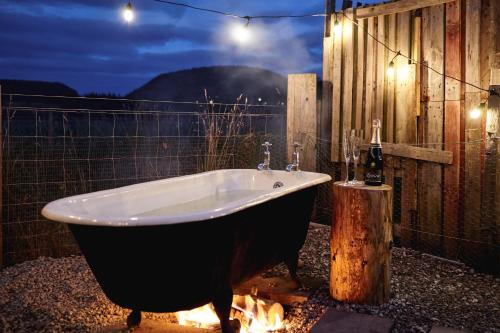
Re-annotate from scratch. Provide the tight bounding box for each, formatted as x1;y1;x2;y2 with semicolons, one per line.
365;169;382;182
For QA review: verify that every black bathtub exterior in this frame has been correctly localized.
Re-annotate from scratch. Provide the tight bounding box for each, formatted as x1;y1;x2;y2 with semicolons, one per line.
69;186;318;332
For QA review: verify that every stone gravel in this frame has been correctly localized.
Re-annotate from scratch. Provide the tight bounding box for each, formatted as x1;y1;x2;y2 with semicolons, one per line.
0;225;499;333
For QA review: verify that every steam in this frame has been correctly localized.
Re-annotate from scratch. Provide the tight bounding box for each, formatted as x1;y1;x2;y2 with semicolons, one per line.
213;18;314;75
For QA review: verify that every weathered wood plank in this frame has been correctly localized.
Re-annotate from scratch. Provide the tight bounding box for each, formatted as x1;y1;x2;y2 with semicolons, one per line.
355;18;366;130
364;17;376;143
331;14;343;162
419;4;445;255
0;84;2;268
375;15;386;126
463;0;482;259
287;74;317;172
357;0;455;18
401;158;418;247
443;0;463;258
363;143;452;164
322;16;334;159
385;14;397;143
342;9;355;134
394;11;415;144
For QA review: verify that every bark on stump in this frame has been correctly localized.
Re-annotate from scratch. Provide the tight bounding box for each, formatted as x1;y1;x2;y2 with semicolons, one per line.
330;181;392;305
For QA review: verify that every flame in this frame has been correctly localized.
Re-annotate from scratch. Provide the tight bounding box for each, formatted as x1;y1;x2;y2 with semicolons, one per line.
175;295;284;333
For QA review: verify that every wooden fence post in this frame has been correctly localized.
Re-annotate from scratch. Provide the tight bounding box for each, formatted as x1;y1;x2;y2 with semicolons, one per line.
287;74;318;172
0;84;3;268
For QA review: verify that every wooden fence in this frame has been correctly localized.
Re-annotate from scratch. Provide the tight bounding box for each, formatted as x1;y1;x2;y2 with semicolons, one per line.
321;0;499;271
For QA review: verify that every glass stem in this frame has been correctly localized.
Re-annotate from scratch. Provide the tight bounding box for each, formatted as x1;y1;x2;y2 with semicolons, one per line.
353;159;357;182
345;160;349;183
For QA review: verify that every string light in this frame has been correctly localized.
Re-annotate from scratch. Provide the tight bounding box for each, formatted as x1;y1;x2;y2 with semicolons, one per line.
469;102;485;119
122;1;134;23
129;1;500;98
333;13;341;36
386;51;400;78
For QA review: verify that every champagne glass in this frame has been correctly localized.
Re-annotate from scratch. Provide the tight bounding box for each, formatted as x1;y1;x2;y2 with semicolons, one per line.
349;129;364;185
342;128;352;185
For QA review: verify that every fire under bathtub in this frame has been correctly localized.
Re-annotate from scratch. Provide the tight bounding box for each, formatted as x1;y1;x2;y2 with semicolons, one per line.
42;169;331;333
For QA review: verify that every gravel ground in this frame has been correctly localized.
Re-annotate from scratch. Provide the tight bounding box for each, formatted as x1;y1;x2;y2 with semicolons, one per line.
0;225;499;333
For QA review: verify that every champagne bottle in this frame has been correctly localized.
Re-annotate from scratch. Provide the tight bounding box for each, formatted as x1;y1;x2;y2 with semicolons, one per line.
365;119;383;186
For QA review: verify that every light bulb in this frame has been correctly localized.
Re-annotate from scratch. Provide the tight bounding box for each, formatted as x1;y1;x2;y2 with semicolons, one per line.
231;24;251;44
123;1;134;23
333;19;341;36
387;61;395;77
469;108;481;119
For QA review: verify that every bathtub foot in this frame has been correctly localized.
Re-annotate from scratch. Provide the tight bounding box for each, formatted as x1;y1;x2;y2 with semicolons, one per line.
285;254;303;289
126;309;142;329
213;289;238;333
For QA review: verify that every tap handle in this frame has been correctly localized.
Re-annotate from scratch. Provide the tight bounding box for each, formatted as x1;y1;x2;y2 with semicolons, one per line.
262;141;272;152
292;142;302;152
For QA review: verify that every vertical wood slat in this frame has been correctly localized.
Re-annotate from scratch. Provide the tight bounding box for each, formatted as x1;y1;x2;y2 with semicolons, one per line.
463;0;482;256
364;17;376;142
375;15;386;127
287;74;318;172
443;0;463;258
342;9;355;135
355;18;366;130
322;14;334;157
419;5;445;254
0;84;2;268
386;14;397;143
394;11;417;246
331;14;344;162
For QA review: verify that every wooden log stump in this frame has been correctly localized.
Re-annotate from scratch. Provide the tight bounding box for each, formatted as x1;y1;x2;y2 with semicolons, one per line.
330;181;392;305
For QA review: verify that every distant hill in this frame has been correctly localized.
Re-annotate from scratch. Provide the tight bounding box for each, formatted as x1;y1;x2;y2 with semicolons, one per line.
0;79;78;96
127;66;287;106
1;66;287;110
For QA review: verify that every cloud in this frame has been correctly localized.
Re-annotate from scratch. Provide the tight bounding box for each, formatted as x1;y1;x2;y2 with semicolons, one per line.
0;0;326;94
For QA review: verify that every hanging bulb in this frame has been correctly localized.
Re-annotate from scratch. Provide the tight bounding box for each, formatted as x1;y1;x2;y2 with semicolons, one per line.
387;61;395;77
469;102;485;119
333;15;341;36
231;18;251;45
123;1;134;23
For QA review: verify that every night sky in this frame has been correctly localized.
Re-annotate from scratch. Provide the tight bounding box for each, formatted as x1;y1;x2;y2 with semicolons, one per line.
0;0;381;95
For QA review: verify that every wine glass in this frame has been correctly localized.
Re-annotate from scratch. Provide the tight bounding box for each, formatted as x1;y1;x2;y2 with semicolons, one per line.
349;129;364;186
342;128;352;185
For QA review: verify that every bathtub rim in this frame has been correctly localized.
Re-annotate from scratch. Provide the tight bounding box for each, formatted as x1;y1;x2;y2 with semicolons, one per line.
41;169;331;227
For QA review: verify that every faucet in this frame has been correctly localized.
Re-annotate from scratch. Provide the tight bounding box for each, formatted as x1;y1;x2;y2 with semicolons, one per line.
257;142;272;170
286;142;302;172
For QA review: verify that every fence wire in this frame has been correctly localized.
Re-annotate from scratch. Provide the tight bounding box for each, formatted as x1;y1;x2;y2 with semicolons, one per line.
2;97;287;265
1;95;499;274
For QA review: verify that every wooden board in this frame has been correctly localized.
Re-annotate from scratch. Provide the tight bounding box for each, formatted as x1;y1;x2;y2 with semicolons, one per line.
419;5;445;255
331;15;343;161
287;74;317;172
375;15;386;126
342;9;355;134
0;84;2;268
355;18;366;130
364;17;376;143
463;0;482;258
443;0;463;258
362;143;452;164
385;14;397;142
357;0;456;18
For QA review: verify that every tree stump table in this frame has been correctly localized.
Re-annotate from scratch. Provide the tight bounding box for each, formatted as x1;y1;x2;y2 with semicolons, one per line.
330;181;392;305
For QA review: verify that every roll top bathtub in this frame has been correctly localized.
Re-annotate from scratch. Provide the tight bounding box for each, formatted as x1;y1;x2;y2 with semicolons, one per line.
42;169;331;332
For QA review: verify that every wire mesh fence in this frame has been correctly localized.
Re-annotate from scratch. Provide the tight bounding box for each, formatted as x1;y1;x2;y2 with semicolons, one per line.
1;94;499;274
1;96;287;265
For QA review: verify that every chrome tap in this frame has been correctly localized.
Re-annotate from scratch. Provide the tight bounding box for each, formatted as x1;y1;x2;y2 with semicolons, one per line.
286;142;302;172
257;142;272;171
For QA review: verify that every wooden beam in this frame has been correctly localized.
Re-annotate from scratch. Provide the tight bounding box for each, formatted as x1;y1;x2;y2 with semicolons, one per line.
287;74;317;172
354;18;366;130
356;0;456;18
342;9;355;134
443;0;463;259
385;14;396;142
0;84;2;269
331;14;343;162
364;17;376;143
362;143;452;164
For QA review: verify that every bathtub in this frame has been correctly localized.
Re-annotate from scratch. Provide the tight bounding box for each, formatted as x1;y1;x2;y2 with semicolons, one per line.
42;169;331;333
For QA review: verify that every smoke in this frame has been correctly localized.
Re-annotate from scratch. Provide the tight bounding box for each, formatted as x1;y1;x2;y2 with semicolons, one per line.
212;18;315;75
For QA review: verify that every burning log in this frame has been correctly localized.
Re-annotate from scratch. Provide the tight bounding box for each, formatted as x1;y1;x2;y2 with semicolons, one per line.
232;295;284;330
